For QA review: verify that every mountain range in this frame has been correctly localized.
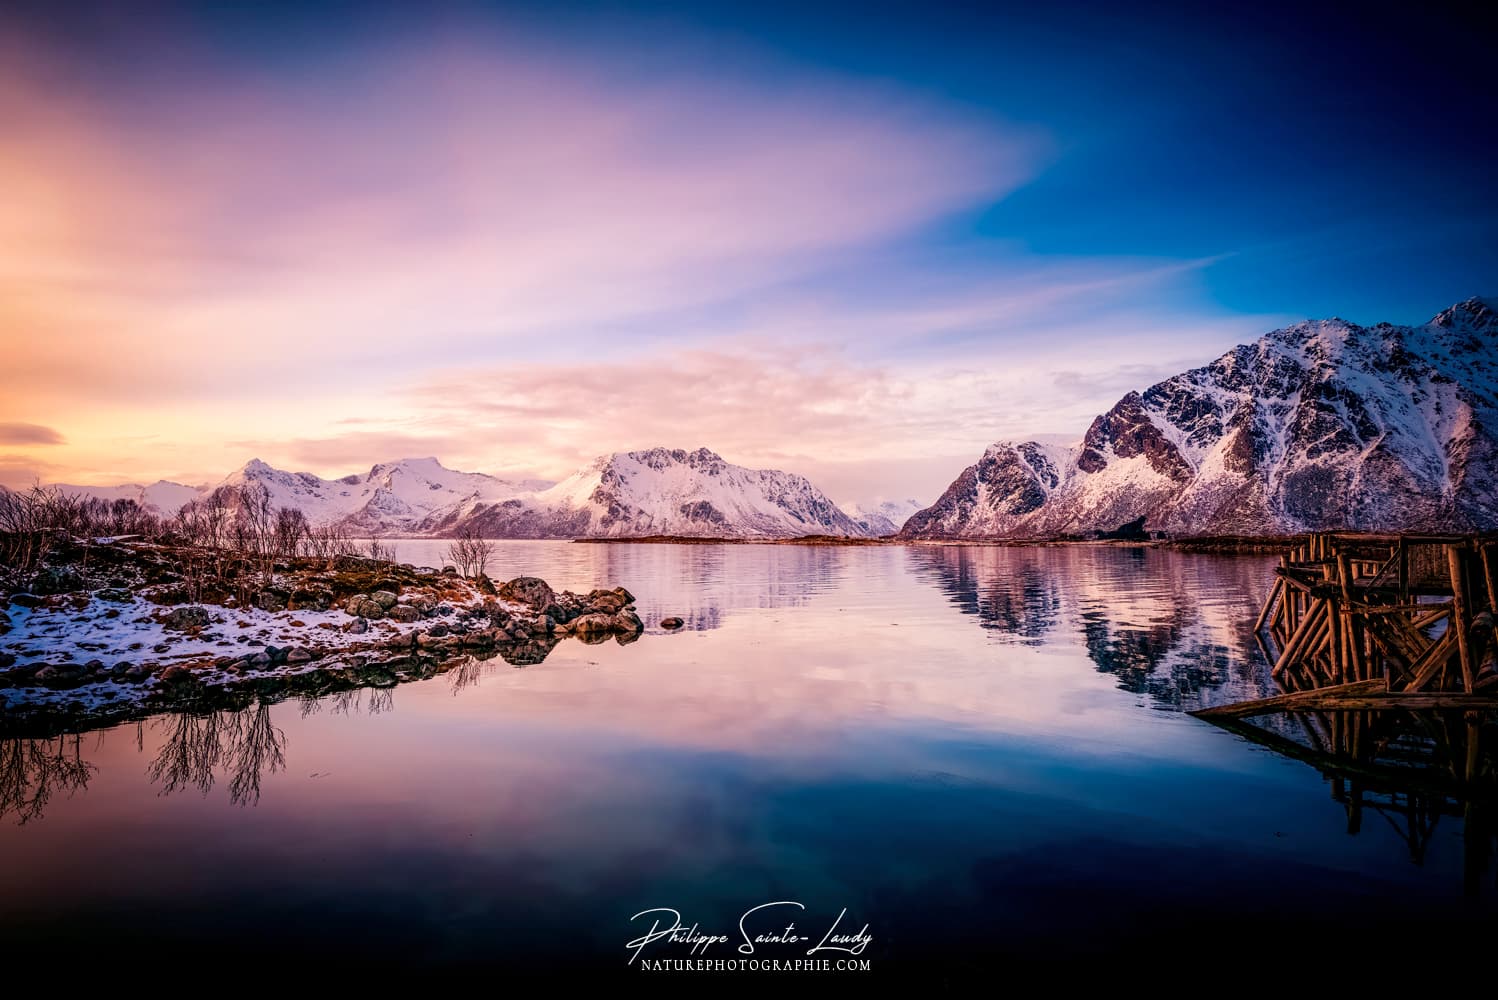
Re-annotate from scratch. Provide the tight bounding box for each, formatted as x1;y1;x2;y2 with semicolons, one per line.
901;296;1498;538
26;296;1497;540
47;448;877;539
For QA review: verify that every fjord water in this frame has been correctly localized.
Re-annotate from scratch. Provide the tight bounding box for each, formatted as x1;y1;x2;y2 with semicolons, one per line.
2;542;1492;974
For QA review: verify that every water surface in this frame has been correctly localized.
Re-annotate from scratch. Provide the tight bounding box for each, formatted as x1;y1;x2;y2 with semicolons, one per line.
2;542;1492;977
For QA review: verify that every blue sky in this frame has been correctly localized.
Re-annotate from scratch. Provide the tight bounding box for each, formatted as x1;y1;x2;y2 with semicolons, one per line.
1;0;1492;500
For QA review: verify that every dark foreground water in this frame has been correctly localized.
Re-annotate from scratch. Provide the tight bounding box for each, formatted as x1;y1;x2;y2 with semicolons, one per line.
3;543;1494;980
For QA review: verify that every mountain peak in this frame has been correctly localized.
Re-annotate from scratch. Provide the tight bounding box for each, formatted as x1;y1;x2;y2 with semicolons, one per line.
616;446;725;468
1430;295;1498;333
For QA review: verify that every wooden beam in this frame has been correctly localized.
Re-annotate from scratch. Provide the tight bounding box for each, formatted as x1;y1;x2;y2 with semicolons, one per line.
1273;598;1328;677
1191;679;1385;719
1254;577;1283;634
1481;543;1497;614
1401;629;1460;693
1449;545;1476;694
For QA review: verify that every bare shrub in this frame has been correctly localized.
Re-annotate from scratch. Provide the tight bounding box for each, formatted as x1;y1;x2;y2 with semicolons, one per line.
364;536;395;563
445;526;495;578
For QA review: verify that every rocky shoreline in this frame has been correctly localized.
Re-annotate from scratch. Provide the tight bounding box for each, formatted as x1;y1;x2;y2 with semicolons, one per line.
0;537;648;731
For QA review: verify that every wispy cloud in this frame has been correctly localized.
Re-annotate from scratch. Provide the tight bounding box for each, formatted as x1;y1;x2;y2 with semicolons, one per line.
0;17;1285;501
0;422;65;445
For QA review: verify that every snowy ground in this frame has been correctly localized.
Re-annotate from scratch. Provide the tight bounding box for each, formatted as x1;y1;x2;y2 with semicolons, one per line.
0;592;508;717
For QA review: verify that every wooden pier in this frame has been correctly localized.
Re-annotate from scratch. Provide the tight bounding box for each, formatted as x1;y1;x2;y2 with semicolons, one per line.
1195;532;1498;718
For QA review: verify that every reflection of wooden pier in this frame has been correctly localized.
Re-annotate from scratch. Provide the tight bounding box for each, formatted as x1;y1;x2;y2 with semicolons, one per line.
1188;533;1498;899
1195;532;1498;718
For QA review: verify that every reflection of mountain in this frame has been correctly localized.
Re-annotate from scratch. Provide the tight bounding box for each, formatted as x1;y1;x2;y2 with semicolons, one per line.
388;540;848;634
907;546;1276;710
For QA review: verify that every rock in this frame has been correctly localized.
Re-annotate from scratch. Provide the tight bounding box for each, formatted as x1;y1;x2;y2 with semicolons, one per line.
344;617;370;634
84;658;106;672
95;588;132;603
499;576;556;612
8;593;44;609
660;616;685;629
285;647;314;664
425;623;450;638
158;665;192;683
612;586;636;604
0;610;9;635
371;590;399;610
569;612;616;635
254;589;289;612
387;605;421;623
476;574;497;596
340;596;385;619
587;591;626;614
540;601;573;625
123;664;150;681
291;588;333;611
164;606;210;629
32;566;85;595
33;666;59;681
613;609;644;633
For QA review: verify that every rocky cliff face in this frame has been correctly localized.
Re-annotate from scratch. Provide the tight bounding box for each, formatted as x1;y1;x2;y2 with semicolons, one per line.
902;297;1498;538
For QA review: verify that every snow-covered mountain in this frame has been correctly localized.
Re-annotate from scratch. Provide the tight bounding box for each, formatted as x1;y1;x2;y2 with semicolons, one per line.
43;449;868;539
217;457;551;534
453;447;868;538
842;499;926;536
902;296;1498;539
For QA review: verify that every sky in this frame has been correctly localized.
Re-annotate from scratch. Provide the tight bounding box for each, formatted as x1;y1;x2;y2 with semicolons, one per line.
1;0;1493;506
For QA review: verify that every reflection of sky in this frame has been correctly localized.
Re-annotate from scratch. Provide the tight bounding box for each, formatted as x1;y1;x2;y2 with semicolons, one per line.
1;544;1490;966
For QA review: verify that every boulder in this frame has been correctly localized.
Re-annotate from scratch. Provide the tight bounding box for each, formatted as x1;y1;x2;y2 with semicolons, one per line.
349;599;385;619
387;605;421;623
254;589;289;613
158;664;193;683
613;609;644;633
569;612;616;635
587;591;626;614
95;588;132;603
660;616;685;629
285;647;314;664
344;617;369;635
164;606;210;629
371;590;399;610
499;576;556;612
32;566;85;596
476;574;498;596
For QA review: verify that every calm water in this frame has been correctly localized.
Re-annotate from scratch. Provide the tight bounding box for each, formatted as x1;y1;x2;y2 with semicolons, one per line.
2;542;1494;978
